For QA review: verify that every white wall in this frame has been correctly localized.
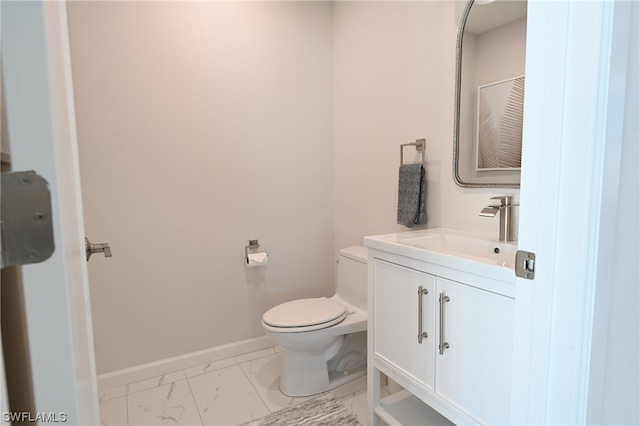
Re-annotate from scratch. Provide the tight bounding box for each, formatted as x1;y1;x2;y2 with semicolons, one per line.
333;0;519;253
67;1;335;374
69;0;522;375
474;17;527;86
333;1;449;251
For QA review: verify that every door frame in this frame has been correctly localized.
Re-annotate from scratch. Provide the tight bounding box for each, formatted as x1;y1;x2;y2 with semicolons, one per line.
2;1;99;423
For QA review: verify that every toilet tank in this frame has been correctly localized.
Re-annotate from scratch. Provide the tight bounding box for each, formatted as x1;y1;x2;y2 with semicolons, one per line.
336;246;368;311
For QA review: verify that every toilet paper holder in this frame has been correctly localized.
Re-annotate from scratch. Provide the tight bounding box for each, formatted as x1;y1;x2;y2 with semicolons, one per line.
245;239;260;263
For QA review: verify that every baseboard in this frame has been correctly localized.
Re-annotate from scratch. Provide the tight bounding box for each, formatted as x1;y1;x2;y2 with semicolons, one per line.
96;335;273;391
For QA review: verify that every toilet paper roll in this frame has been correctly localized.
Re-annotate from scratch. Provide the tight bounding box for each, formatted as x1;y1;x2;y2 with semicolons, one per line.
246;252;268;267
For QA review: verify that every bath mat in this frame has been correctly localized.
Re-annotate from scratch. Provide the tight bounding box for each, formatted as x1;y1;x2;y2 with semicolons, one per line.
239;393;362;426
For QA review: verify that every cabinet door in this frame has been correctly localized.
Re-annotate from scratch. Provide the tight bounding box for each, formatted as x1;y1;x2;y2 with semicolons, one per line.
372;259;435;390
435;278;515;425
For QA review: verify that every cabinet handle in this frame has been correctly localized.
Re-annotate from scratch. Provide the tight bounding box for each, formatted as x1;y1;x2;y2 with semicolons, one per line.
439;293;450;355
417;286;429;343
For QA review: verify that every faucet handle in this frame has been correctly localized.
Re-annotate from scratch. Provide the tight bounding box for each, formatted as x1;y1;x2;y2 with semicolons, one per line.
480;206;499;217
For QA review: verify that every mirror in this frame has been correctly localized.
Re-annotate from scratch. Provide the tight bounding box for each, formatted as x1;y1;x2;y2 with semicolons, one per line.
453;0;527;188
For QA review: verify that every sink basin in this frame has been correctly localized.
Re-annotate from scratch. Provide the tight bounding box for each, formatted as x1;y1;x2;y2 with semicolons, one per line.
364;228;517;284
397;232;517;268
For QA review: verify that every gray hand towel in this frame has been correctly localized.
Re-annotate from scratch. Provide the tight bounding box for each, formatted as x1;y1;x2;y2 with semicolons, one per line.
397;164;427;227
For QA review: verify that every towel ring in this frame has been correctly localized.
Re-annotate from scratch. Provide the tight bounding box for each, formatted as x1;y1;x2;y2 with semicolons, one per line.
400;138;426;165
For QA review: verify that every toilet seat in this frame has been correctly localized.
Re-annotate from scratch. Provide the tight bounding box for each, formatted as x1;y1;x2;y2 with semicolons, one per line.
263;297;348;332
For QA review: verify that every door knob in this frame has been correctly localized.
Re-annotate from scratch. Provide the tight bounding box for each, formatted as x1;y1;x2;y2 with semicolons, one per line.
85;237;112;261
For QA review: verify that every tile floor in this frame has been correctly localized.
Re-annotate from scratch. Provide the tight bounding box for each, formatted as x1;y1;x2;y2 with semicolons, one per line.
98;346;391;425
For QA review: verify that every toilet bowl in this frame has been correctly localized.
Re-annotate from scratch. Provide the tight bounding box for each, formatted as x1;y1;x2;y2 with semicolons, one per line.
262;246;368;397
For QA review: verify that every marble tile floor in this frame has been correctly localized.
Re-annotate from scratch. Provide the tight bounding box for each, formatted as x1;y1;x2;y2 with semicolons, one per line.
99;346;391;426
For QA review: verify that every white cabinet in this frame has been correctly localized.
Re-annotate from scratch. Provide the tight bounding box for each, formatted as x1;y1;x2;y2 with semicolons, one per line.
369;253;515;425
373;260;436;390
435;278;515;425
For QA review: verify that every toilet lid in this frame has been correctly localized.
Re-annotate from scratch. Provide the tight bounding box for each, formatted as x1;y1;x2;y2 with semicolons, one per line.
263;297;347;329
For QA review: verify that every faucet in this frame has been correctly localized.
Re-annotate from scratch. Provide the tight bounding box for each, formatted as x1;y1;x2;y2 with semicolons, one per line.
480;196;518;242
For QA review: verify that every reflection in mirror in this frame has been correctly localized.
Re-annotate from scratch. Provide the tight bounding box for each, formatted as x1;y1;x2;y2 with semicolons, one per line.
453;0;527;188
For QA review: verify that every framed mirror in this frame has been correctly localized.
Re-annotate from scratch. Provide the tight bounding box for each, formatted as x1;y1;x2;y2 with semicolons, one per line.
453;0;527;188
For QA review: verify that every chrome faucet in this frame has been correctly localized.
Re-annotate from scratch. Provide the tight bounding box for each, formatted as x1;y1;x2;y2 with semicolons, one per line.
480;196;518;242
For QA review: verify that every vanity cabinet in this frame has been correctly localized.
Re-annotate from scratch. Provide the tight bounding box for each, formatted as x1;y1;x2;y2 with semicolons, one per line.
373;260;436;390
434;277;515;424
369;253;515;425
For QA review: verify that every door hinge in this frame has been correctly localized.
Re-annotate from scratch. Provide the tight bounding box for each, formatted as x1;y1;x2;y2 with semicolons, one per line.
1;171;55;268
515;250;535;280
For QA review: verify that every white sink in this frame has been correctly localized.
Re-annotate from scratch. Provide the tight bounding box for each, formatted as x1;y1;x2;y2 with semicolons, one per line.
364;228;517;284
397;232;517;268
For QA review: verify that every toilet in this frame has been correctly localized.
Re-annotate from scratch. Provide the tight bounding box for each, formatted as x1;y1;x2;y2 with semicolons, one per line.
262;246;368;397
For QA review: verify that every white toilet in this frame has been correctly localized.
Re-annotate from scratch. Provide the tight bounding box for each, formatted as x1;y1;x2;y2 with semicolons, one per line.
262;246;368;397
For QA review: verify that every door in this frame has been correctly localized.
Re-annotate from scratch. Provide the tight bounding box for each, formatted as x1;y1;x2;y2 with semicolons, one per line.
435;278;515;425
512;1;637;424
372;259;435;389
2;1;99;423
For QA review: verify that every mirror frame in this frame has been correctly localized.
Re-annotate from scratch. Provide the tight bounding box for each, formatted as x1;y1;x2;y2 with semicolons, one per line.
452;0;521;189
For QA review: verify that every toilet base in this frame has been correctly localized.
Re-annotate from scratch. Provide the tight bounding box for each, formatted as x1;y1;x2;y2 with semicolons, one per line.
278;335;343;397
327;365;367;391
277;332;368;397
280;365;366;397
